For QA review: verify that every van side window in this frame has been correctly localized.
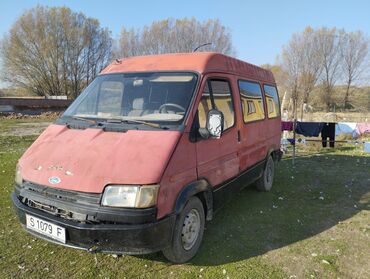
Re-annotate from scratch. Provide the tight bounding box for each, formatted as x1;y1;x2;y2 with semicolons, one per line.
263;84;280;118
238;80;265;123
198;79;235;130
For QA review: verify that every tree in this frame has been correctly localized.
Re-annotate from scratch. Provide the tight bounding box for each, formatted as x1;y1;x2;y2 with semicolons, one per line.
261;63;288;89
114;18;235;58
299;28;321;103
316;27;342;111
281;32;303;119
339;30;369;108
0;6;112;98
281;27;370;115
298;27;322;119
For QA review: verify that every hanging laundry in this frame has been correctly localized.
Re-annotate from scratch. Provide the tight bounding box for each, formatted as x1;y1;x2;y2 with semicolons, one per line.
321;123;335;148
354;123;370;138
281;138;290;145
335;122;357;137
364;142;370;153
295;122;324;137
281;121;293;131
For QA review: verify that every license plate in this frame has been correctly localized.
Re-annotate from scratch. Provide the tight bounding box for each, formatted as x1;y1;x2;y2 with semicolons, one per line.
26;214;66;243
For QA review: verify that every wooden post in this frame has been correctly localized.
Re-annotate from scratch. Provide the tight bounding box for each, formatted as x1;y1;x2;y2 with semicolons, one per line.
292;97;298;166
292;118;297;166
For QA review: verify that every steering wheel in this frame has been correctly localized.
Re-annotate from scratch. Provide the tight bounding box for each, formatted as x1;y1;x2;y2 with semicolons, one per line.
158;103;186;113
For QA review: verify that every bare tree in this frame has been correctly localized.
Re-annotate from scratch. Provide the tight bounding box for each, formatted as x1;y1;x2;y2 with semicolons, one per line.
281;27;324;119
0;6;112;98
316;27;343;111
281;32;303;120
114;27;142;58
299;27;322;119
340;30;369;108
260;63;289;95
114;18;235;58
278;27;369;113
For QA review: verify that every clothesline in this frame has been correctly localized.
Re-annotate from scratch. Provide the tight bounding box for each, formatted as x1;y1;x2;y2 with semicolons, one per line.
282;138;367;145
282;121;370;139
281;120;370;165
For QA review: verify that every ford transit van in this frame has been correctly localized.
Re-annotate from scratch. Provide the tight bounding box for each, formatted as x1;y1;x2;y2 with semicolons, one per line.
12;52;282;263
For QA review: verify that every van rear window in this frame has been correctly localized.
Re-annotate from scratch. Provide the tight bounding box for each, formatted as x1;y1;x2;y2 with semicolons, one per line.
238;80;265;123
263;85;280;118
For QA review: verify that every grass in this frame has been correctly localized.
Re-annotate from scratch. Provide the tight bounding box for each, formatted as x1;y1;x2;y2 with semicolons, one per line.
0;120;369;278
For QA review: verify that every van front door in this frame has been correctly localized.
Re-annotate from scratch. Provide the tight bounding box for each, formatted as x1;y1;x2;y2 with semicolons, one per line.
194;76;240;197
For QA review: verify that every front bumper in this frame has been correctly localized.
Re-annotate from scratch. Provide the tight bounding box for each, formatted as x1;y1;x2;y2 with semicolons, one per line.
12;192;175;254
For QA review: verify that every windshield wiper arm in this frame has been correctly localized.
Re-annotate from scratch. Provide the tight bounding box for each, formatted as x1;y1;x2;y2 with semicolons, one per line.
102;118;162;128
71;116;97;124
70;116;164;129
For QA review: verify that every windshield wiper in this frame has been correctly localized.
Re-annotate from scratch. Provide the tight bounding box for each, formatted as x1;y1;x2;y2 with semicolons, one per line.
70;116;166;129
100;118;162;129
71;116;97;124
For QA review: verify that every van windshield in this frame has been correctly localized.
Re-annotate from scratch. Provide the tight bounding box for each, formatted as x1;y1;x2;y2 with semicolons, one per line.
61;72;198;126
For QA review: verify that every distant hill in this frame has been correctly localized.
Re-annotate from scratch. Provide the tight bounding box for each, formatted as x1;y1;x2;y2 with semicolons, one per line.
309;85;370;112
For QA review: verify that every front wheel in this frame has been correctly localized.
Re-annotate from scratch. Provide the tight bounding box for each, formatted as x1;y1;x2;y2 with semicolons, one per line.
255;155;275;191
162;197;205;263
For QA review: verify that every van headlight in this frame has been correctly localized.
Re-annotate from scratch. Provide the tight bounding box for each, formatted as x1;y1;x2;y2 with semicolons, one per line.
101;185;159;208
15;164;23;185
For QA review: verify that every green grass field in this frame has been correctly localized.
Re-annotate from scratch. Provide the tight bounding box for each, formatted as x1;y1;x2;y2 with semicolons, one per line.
0;119;369;278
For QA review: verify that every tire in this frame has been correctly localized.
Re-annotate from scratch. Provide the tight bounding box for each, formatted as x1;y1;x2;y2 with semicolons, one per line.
162;196;205;263
255;155;275;191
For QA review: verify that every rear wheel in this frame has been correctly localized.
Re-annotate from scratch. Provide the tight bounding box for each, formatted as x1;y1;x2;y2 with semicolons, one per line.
162;197;205;263
255;155;275;191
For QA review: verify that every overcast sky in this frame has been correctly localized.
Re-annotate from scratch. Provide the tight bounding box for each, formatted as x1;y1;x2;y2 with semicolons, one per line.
1;0;370;87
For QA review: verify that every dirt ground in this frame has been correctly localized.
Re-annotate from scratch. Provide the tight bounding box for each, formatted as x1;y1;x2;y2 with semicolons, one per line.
301;111;370;122
2;121;51;136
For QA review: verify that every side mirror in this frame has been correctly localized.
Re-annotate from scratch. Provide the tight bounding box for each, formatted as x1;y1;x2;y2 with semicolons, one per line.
199;109;224;139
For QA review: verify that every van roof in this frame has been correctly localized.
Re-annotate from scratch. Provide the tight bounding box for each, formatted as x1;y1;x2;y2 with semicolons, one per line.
101;52;275;84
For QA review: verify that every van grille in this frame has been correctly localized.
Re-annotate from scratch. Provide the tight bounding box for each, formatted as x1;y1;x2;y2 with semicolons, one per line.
15;181;101;223
15;181;157;225
15;181;101;205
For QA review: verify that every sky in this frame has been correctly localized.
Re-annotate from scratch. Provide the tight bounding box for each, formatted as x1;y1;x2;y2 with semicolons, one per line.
0;0;370;83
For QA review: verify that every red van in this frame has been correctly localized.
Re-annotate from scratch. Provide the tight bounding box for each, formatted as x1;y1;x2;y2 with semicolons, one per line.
12;53;281;263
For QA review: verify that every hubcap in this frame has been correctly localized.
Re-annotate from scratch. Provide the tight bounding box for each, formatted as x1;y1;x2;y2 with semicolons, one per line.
181;209;201;251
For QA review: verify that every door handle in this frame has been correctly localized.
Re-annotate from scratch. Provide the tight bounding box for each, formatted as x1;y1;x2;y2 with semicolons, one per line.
237;130;241;142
